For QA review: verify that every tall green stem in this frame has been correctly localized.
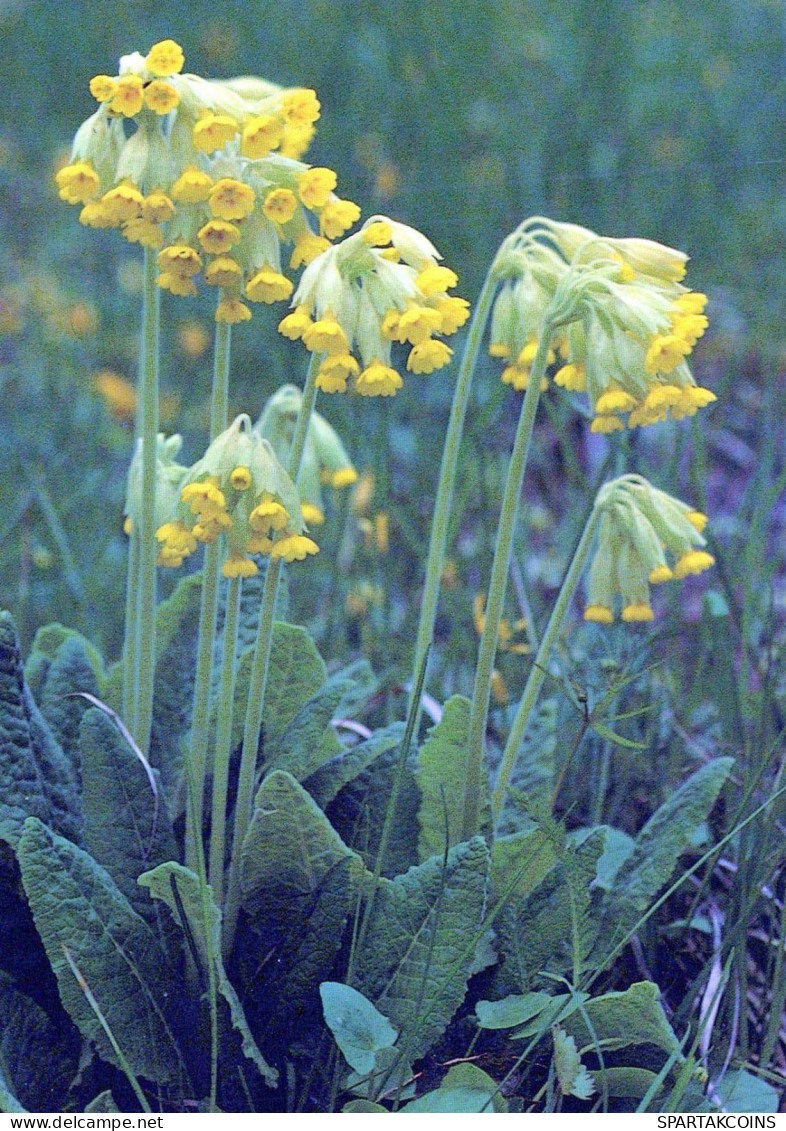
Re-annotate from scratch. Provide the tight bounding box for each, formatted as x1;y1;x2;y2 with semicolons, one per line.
133;247;161;751
222;352;320;951
208;575;241;906
185;319;232;872
122;525;140;726
491;507;600;824
461;323;554;842
407;268;500;726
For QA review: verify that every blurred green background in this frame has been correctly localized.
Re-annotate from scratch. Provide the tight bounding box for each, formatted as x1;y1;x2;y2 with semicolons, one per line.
1;0;784;671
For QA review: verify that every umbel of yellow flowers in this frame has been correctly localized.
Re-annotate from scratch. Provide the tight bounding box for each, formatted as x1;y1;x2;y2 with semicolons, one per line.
54;39;361;322
155;414;318;577
279;216;469;397
255;384;358;525
489;218;714;429
583;474;714;624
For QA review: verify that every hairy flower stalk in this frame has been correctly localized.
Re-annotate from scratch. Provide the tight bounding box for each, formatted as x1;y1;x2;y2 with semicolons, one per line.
491;476;715;823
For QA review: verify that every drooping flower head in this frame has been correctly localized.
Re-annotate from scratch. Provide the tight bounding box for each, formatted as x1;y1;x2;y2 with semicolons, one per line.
488;217;714;427
255;383;357;524
155;414;318;575
280;216;469;396
124;432;189;539
582;474;714;624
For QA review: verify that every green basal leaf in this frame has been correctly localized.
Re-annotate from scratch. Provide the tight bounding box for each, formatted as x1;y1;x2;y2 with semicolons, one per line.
355;837;490;1063
476;991;554;1030
403;1064;506;1113
320;981;398;1075
564;981;681;1064
18;817;186;1088
491;827;557;902
85;1091;120;1113
0;971;78;1112
137;861;278;1088
0;612;82;847
24;629;101;775
714;1069;779;1113
80;707;178;923
415;695;491;861
342;1099;388;1113
263;674;353;781
305;723;404;808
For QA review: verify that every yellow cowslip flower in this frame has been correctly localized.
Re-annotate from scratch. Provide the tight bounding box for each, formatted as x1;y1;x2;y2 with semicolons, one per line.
111;74;144;117
171;166;213;204
204;256;242;287
286;214;465;397
122;217;164;248
89;75;116;102
55;161;100;204
298;167;337;209
197;219;241;254
193;111;240;154
582;474;715;625
245;267;293;304
319;198;361;239
241;114;284;159
158;272;197;297
215;297;252;323
208;178;255;220
290;234;331;269
263;187;298;225
101;182;145;223
142;191;176;224
144;80;180;116
177;320;210;357
281;89;321;127
156;414;317;572
157;244;202;277
145;39;185;77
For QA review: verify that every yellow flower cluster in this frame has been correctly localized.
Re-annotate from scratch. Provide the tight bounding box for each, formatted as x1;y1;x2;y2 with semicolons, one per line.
155;415;318;576
55;40;362;321
488;219;715;430
280;216;469;397
583;474;714;624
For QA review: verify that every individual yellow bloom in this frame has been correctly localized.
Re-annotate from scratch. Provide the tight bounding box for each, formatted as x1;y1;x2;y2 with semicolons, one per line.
215;297;252;323
673;550;715;579
171;166;213;203
674;291;707;315
501;365;530;391
301;502;325;525
490;670;509;706
517;339;555;366
298;167;337;210
110;74;144;117
281;89;321;126
278;305;313;340
222;551;258;579
101;183;145;223
621;602;654;622
157;272;198;297
270;533;319;561
157;244;202;276
594;387;637;415
361;220;393;246
590;415;625;434
146;39;185;77
318;352;359;381
205;256;242;287
389;303;442;345
197;219;241;255
247;534;274;555
142;191;176;224
416;265;459;296
407;339;453;374
644;333;691;375
156;521;198;567
488;343;511;359
122;217;164;248
245;267;293;304
355;361;402;397
584;604;614;625
144;80;180;115
315;371;347;394
241;114;284;159
193;111;239;154
671;312;708;348
554;364;587;391
55;161;100;204
320;199;361;239
331;467;358;489
303;316;349;355
94;370;136;421
290;234;331;269
280;121;315;160
262;187;298;225
643;384;682;412
687;511;708;532
89;74;116;102
648;565;674;584
435;296;470;334
78;200;114;227
181;479;227;517
209;178;255;220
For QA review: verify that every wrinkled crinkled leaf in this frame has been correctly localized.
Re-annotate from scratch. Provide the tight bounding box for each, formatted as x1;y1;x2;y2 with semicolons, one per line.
18;817;185;1087
355;837;490;1062
0;971;79;1111
329;659;378;720
320;982;398;1075
476;991;554;1030
715;1069;779;1113
85;1091;120;1113
498;699;558;829
403;1064;506;1113
25;629;100;778
491;827;557;902
305;723;404;809
241;770;367;923
600;759;733;947
0;613;82;847
263;675;353;781
415;696;491;861
553;1025;595;1099
564;981;681;1064
138;861;278;1088
80;708;177;923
